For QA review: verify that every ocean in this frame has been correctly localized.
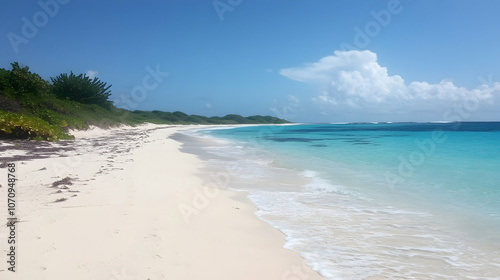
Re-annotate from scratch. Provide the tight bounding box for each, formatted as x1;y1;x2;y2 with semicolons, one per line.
179;122;500;279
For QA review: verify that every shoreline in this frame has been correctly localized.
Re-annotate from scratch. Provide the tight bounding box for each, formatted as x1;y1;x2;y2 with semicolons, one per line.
0;124;325;279
189;123;500;279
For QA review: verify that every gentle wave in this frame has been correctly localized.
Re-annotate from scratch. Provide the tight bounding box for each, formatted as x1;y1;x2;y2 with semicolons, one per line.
184;123;500;279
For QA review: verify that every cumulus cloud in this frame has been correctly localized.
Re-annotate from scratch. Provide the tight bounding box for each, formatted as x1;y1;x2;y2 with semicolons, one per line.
86;70;98;79
280;50;500;119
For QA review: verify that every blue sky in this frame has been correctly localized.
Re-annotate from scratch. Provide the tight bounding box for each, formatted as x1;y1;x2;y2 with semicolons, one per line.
1;0;499;122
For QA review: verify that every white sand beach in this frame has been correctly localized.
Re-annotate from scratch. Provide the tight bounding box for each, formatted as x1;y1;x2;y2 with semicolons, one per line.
0;124;325;279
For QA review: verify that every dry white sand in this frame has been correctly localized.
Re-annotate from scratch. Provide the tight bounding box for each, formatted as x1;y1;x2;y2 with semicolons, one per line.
0;124;325;279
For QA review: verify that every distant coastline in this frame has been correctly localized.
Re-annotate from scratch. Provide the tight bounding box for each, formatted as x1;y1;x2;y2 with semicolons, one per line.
0;62;289;141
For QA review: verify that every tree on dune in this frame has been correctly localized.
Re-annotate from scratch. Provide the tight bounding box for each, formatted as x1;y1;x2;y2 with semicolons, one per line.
51;72;112;108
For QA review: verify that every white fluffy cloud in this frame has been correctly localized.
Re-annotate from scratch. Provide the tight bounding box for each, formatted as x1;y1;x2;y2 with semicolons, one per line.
280;50;500;119
86;70;98;79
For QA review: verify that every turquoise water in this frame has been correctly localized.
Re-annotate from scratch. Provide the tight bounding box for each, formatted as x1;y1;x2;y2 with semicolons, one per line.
187;123;500;279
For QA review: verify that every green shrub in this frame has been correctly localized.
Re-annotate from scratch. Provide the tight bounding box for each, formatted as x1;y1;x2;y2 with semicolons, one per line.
222;114;249;124
8;62;50;97
0;68;10;93
0;111;73;141
0;95;23;112
51;72;112;108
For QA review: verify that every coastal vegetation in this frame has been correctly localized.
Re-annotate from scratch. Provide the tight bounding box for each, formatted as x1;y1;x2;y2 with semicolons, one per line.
0;62;289;141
